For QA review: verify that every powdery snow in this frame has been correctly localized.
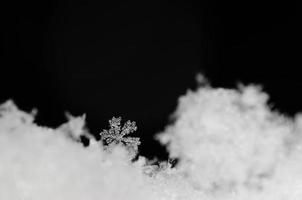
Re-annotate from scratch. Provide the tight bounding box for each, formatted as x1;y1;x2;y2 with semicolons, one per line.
1;79;302;200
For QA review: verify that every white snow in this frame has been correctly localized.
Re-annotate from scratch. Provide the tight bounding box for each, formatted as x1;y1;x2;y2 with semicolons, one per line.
1;78;302;199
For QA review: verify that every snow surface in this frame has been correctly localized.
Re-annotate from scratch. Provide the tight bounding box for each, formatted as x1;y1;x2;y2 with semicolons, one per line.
1;80;302;200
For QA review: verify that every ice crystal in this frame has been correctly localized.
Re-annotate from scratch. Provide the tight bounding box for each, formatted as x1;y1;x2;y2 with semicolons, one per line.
100;117;140;155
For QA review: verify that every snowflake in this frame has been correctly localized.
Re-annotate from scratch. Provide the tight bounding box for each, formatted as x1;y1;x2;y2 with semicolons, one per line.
100;117;140;153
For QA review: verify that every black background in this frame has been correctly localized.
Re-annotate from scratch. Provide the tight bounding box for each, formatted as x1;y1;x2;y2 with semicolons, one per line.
1;0;299;159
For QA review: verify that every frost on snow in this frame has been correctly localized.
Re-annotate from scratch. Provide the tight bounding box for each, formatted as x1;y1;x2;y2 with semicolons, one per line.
2;77;302;200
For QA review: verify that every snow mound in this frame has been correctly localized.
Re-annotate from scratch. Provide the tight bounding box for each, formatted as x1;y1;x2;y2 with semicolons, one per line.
158;83;302;199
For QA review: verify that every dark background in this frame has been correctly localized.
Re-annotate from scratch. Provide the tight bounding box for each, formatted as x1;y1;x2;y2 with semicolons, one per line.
1;0;299;159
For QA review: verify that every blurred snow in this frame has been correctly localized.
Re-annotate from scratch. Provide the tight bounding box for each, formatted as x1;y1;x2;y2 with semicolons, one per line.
0;101;153;200
1;78;302;199
157;82;302;199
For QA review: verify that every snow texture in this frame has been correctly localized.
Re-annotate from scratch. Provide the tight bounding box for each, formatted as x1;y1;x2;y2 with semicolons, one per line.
1;78;302;200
